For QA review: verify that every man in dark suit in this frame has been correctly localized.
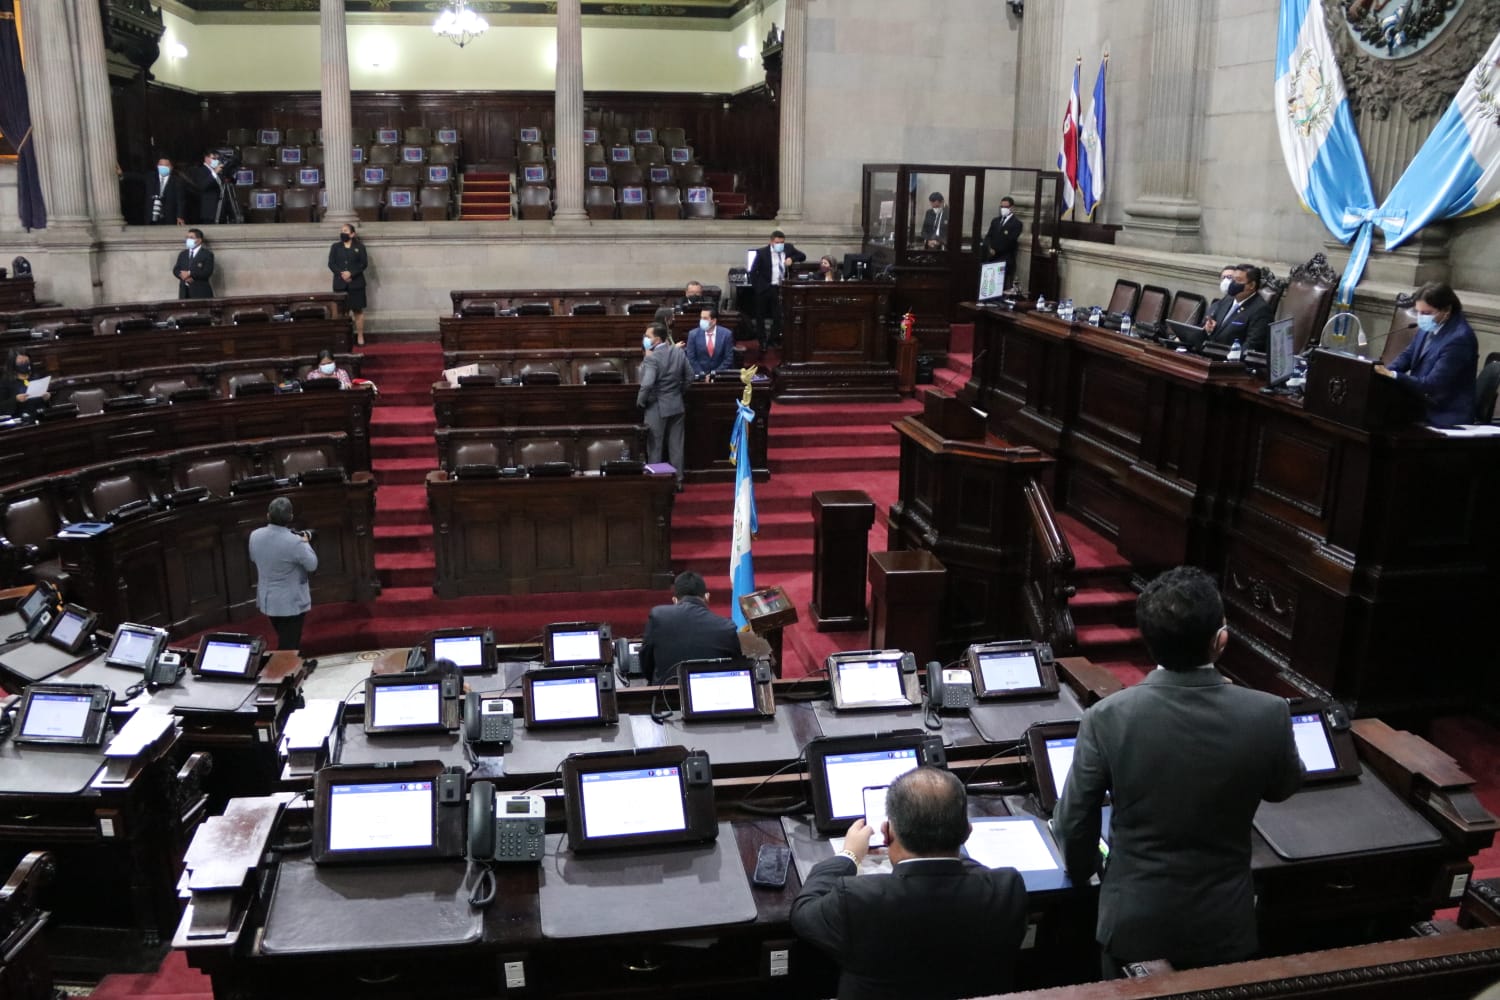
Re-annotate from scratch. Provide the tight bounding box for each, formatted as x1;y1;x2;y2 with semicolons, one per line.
684;305;734;378
1376;281;1479;428
919;191;949;248
748;229;806;350
983;196;1023;289
172;228;215;300
1053;566;1303;975
677;280;711;314
1203;263;1272;352
791;767;1028;1000
640;571;741;685
637;321;692;491
119;156;187;226
192;150;230;225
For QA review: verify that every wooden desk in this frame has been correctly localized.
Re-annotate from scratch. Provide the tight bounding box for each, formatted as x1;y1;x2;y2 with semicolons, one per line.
440;313;710;353
448;286;722;317
964;302;1500;717
776;280;899;401
0;276;36;313
432;380;772;482
14;318;352;379
426;471;676;597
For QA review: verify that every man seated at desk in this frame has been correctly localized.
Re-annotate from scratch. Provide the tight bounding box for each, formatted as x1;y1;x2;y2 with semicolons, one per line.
678;280;710;313
1202;263;1271;352
640;571;741;685
919;192;949;249
1053;566;1303;977
790;767;1028;1000
1374;281;1478;428
685;306;735;378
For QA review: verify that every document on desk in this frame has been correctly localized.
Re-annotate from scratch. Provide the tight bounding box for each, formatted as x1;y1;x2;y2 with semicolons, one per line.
1431;424;1500;438
24;376;49;398
963;817;1062;872
830;834;893;875
282;698;341;752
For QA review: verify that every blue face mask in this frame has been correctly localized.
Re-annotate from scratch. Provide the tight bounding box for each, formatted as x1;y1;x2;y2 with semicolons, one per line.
1416;313;1439;333
157;165;171;177
642;335;654;351
698;319;710;332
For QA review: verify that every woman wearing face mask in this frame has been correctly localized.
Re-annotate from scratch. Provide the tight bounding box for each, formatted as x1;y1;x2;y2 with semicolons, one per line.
818;256;840;282
328;224;370;346
304;349;351;390
1376;282;1479;428
0;351;50;420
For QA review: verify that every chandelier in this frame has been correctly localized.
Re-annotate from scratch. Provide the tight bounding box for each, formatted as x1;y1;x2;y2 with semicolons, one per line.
433;0;489;48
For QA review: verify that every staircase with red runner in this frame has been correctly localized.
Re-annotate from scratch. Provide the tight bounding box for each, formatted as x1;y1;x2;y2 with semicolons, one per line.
459;171;511;220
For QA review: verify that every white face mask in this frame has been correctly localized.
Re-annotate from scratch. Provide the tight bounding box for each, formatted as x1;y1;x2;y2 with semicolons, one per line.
208;158;220;169
1219;277;1233;295
184;238;197;250
642;335;654;351
771;244;784;254
319;362;336;374
698;319;710;332
1000;207;1012;218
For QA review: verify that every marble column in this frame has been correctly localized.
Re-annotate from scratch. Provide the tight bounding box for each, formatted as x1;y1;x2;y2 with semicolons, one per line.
1119;0;1211;251
70;0;123;228
553;0;586;222
1011;0;1067;173
775;0;807;222
18;0;91;229
320;0;355;225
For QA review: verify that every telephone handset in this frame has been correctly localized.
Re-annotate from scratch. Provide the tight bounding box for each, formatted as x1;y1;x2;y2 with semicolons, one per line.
467;781;545;863
614;638;643;679
928;663;975;711
463;692;514;745
24;608;54;642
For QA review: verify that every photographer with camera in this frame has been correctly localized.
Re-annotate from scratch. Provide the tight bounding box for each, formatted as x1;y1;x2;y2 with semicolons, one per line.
248;497;318;652
192;149;241;225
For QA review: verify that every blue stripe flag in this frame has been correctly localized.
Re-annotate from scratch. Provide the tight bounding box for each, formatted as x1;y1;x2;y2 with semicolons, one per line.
729;399;757;629
1078;54;1107;218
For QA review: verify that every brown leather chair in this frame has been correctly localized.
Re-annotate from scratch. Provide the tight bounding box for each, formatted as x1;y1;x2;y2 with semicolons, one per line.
247;189;280;224
449;440;502;471
83;471;155;520
305;146;324;167
1381;295;1421;366
573;358;625;384
585;185;616;220
369;144;398;165
683;187;715;220
637;144;666;166
404;126;433;146
385;187;418;222
142;376;197;399
618;186;648;220
240;146;270;169
584;143;607;165
1135;285;1170;330
352;186;383;223
427;144;456;166
227;128;254;147
568;301;607;316
603;126;630;146
419;185;452;221
230;308;272;325
608;145;635;165
518;143;547;164
676;162;705;186
261;167;289;189
283;186;317;223
274;445;338;478
1275;254;1338;354
516;437;569;468
175;455;246;497
582;435;640;471
518;184;552;221
613;162;644;186
659;127;687;149
1168;291;1207;326
1257;269;1286;315
226;372;272;396
58;385;115;416
1106;280;1141;316
516;360;563;384
2;494;68;586
390;163;421;187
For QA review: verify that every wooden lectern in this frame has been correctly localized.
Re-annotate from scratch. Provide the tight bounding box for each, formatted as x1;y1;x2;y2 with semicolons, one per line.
810;491;875;631
1303;348;1422;431
739;584;798;678
867;550;946;667
774;281;900;401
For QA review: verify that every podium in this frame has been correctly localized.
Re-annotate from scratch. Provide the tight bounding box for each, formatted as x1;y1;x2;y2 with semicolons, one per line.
810;491;875;631
1303;349;1422;431
773;281;900;401
868;550;946;667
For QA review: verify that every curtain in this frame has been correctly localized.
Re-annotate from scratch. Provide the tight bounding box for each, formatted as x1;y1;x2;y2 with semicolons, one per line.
0;0;47;230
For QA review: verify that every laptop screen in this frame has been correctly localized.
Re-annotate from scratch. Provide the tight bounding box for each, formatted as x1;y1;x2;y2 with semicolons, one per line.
530;674;600;723
369;681;442;730
326;778;435;853
978;650;1042;692
821;747;920;824
1291;712;1338;774
579;765;687;840
684;667;755;714
19;690;93;740
432;634;484;671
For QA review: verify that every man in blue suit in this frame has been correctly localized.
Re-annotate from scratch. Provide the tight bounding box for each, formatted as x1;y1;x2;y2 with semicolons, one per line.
684;305;735;378
1377;282;1478;428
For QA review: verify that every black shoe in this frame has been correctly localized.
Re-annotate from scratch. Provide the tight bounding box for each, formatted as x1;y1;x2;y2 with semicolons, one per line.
675;482;685;493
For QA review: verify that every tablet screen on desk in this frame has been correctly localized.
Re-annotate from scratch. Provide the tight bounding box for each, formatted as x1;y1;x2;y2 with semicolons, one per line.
680;660;769;720
1027;721;1084;815
312;761;464;863
822;748;918;824
432;633;487;672
1286;700;1362;783
544;623;608;667
104;624;166;670
328;779;435;852
193;633;264;679
14;684;110;746
561;746;716;851
45;606;94;654
580;765;687;840
368;681;442;731
527;672;601;725
827;651;919;710
1292;712;1338;774
18;584;55;625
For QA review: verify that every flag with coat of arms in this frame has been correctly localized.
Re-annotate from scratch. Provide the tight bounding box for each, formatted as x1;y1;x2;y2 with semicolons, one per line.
1056;59;1080;213
729;398;757;629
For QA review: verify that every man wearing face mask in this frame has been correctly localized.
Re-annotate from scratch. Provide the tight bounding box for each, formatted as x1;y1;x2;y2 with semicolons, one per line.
749;229;806;351
118;156;186;227
983;196;1023;290
1202;263;1271;353
173;229;216;300
328;224;370;347
192;150;230;225
637;322;691;492
1376;282;1478;428
685;306;735;378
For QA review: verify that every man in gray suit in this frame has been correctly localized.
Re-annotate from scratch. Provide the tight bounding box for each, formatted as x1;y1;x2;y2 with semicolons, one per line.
1053;566;1302;975
637;321;691;492
247;497;319;651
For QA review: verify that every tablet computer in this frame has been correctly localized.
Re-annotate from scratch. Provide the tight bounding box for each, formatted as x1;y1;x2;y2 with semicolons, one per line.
562;746;716;852
104;623;168;671
311;761;465;864
1027;721;1083;815
44;605;97;655
192;632;266;680
425;626;495;674
1287;699;1361;783
825;650;921;711
13;684;112;746
679;658;773;721
18;583;59;626
804;732;946;836
523;666;618;728
362;669;461;734
543;622;612;667
964;641;1059;699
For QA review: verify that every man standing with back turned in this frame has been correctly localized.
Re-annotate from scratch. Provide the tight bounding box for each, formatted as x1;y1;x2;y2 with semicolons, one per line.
248;497;318;651
1053;565;1302;975
637;321;691;492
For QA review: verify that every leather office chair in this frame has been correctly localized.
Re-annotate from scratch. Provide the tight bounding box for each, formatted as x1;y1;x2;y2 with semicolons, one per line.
624;301;656;317
285;127;315;146
142;376;197;400
244;189;277;223
274;446;340;480
240;146;270;168
1380;294;1421;366
1135;285;1170;331
518;143;547;164
582;436;639;471
283;186;317;223
676;162;705;186
638;144;666;166
517;438;570;468
1107;280;1141;316
226;372;272;396
385;187;418;222
175;455;245;497
369;144;398;166
449;439;503;471
427;144;456;166
604;126;630;146
612;163;644;186
305;146;324;168
419;185;452;221
659;127;687;149
584;144;607;165
229;308;271;325
260;167;289;189
83;471;155;521
516;360;563;383
518;184;553;221
585;185;616;220
99;313;150;335
1474;357;1500;424
1168;291;1207;326
404;126;433;146
59;385;114;416
683;188;715;220
274;149;301;170
2;495;68;586
1275;254;1338;354
618;187;649;220
609;146;635;165
352;186;383;223
227;128;254;147
573;358;625;384
669;145;697;166
390;163;421;187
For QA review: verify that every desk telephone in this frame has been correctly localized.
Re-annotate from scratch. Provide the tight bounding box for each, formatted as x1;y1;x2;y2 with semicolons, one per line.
146;651;184;688
614;637;643;679
928;664;975;711
468;781;545;863
463;693;514;744
22;607;53;643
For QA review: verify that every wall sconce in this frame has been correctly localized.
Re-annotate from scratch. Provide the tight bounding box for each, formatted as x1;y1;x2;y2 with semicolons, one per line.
737;44;755;60
1008;0;1024;15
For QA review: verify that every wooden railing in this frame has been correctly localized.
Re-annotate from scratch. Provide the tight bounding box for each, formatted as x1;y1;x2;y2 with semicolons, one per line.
1022;477;1077;655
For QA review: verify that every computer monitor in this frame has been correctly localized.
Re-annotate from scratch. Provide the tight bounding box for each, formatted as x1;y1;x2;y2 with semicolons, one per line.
963;641;1059;699
311;761;464;864
363;670;461;734
523;666;618;728
977;261;1008;301
825;650;921;711
1267;317;1297;387
426;627;495;674
44;605;96;655
842;254;872;281
543;622;610;667
679;659;772;720
13;684;111;747
562;746;716;852
804;732;946;835
104;623;168;671
192;632;265;680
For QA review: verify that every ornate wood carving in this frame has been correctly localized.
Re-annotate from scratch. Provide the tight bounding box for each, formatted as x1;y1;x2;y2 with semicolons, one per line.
1289;251;1341;287
102;0;164;79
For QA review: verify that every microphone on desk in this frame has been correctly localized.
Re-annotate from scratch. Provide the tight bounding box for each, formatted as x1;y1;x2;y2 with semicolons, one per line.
939;348;986;393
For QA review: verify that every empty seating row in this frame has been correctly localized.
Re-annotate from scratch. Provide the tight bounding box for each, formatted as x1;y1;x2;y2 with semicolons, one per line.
1;293;345;334
231;163;457;188
241;185;452;223
447;286;720;318
441;348;747;388
515;125;690;148
226;127;461;148
517;183;717;221
46;353;366;411
228;144;459;170
518;143;697;167
436;424;647;474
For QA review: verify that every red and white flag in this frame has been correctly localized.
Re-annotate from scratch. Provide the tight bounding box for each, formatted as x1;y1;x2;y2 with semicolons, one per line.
1056;58;1081;213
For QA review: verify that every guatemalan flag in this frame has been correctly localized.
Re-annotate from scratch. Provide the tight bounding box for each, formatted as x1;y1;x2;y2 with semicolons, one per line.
1056;60;1080;213
728;399;757;629
1378;29;1500;249
1077;55;1107;219
1274;0;1377;303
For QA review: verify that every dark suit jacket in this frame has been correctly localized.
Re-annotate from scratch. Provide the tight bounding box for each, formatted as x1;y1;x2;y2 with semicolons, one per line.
1053;667;1303;968
983;212;1023;265
191;164;229;224
131;171;187;225
172;247;215;300
791;855;1028;1000
684;324;735;376
328;240;369;292
919;207;949;245
1388;312;1479;427
640;597;740;685
749;242;806;296
1205;292;1272;353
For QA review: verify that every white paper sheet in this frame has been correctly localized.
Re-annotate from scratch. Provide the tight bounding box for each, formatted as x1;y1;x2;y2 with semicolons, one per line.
963;817;1062;872
25;376;49;398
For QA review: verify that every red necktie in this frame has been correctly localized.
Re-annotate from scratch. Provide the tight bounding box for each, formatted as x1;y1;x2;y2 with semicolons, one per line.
706;330;715;355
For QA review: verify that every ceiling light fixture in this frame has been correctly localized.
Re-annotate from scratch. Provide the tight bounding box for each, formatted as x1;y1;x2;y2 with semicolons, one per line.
433;0;489;49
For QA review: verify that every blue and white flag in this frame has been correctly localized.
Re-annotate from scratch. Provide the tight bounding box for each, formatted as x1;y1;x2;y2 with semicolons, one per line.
728;399;757;629
1275;0;1377;303
1378;30;1500;249
1077;54;1107;218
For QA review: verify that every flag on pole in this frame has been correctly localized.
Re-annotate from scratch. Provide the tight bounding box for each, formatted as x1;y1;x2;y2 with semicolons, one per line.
1077;53;1107;218
728;399;757;629
1056;58;1081;213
